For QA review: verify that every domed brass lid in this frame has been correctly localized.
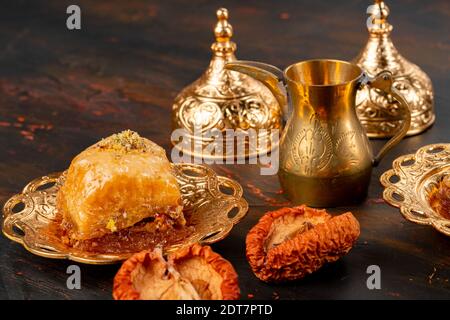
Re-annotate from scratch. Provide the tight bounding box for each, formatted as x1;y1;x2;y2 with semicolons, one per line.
172;8;282;160
354;0;435;137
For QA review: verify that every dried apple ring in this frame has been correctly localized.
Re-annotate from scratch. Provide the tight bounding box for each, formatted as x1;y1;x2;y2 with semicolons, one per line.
113;244;240;300
246;205;360;282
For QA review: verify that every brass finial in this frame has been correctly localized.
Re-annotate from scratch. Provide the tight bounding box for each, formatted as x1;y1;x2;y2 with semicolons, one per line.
367;0;392;33
211;8;236;56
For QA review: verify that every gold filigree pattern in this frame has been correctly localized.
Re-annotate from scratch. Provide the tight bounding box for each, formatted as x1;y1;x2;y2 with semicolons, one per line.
2;164;248;264
282;113;367;177
172;8;282;159
286;116;333;176
354;0;435;137
380;143;450;236
335;130;361;169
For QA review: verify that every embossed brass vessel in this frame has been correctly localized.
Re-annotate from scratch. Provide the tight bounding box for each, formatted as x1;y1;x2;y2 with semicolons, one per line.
172;8;282;159
226;59;411;207
354;0;435;137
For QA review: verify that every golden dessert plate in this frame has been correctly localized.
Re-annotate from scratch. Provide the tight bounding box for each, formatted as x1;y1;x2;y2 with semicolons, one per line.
2;163;248;264
380;143;450;236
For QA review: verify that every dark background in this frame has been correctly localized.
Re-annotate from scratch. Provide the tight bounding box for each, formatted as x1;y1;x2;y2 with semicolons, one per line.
0;0;449;299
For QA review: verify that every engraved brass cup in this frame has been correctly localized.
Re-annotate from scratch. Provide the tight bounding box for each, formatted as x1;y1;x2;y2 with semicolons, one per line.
226;59;411;207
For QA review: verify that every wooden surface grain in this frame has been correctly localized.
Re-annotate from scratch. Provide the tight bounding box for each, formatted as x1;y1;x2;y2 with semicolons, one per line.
0;0;449;299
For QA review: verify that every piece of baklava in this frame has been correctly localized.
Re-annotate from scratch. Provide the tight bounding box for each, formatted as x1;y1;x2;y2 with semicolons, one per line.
57;130;184;245
429;175;450;219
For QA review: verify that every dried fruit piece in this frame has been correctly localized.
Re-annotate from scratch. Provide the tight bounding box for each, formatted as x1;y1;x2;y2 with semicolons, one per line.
429;175;450;219
246;205;360;282
113;244;240;300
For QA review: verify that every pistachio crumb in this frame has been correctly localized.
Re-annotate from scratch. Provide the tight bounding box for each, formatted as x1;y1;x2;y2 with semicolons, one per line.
106;218;117;232
97;130;148;152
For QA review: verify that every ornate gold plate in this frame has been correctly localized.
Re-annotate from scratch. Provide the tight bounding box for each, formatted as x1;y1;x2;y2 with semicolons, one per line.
2;163;248;264
380;143;450;236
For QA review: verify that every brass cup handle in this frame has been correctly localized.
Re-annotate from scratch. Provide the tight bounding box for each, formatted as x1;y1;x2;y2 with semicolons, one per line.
361;71;412;165
225;61;289;118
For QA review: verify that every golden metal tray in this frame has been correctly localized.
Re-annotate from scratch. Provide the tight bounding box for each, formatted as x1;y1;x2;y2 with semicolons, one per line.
2;163;248;264
380;143;450;236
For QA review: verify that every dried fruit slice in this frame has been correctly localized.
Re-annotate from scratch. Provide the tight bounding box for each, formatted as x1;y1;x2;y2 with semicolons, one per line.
246;205;360;282
429;175;450;219
113;244;240;300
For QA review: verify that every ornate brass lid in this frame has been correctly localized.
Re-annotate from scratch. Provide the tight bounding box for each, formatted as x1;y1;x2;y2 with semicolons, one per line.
354;0;435;137
172;8;282;159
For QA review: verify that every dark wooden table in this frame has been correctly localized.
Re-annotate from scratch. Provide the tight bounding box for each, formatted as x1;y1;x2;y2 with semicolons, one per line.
0;0;449;300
